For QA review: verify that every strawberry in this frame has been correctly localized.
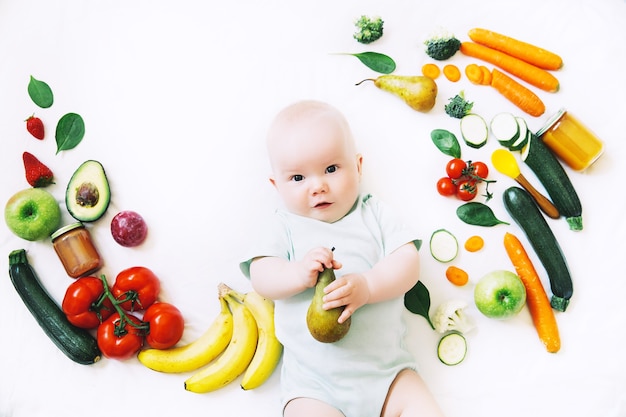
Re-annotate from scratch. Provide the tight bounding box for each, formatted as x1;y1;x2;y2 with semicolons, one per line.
25;115;45;140
22;151;54;187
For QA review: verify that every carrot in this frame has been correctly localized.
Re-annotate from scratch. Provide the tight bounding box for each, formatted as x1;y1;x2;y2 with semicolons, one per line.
443;64;461;82
464;63;484;84
468;28;563;71
421;63;441;79
445;266;469;286
479;65;492;85
464;235;484;252
490;68;546;117
460;41;559;93
503;232;561;353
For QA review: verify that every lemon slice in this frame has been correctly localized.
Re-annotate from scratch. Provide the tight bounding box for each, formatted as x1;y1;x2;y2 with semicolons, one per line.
429;229;458;263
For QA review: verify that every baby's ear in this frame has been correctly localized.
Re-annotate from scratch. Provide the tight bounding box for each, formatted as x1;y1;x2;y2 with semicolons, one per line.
356;153;363;175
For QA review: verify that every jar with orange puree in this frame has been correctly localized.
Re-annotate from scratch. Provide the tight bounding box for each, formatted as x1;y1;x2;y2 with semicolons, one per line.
536;108;604;171
52;222;103;278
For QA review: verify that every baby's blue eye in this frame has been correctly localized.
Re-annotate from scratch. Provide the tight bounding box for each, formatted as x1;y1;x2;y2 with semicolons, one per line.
292;175;304;182
326;165;337;174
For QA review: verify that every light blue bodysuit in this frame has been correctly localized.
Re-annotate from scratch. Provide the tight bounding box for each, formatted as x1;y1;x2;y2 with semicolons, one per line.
240;194;421;417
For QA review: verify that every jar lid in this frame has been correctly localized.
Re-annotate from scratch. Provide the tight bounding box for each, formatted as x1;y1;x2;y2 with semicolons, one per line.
536;107;567;138
51;222;84;240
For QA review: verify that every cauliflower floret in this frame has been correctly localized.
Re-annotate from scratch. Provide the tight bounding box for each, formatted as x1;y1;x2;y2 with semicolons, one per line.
432;300;475;334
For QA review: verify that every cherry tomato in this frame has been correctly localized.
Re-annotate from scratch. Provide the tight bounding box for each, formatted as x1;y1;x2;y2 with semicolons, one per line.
468;161;489;181
436;177;457;196
62;276;114;329
446;158;467;179
112;266;161;312
97;312;145;360
143;302;185;349
457;180;478;201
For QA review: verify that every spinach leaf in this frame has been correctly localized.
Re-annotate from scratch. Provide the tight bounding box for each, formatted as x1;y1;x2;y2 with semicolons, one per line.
28;76;54;108
404;280;434;330
456;202;510;226
335;51;396;74
55;113;85;153
430;129;461;158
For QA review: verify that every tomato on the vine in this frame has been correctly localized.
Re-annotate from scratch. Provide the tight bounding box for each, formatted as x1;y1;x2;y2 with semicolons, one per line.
112;266;161;312
62;276;114;329
436;177;457;197
468;161;489;181
446;158;467;179
457;180;478;201
97;312;145;359
143;302;185;349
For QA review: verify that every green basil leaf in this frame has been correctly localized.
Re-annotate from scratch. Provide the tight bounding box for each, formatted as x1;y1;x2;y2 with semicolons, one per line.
456;202;510;227
28;75;54;108
430;129;461;158
55;113;85;153
404;280;434;330
334;51;396;74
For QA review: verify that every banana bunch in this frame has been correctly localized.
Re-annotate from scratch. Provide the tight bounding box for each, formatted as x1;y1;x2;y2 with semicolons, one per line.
137;282;282;393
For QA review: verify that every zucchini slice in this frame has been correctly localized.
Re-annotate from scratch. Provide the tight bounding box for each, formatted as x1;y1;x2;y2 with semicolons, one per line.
437;331;467;366
490;112;519;146
460;114;488;149
508;117;530;151
429;229;458;263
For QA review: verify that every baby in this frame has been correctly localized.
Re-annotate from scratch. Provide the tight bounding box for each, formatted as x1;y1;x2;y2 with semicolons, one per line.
240;100;445;417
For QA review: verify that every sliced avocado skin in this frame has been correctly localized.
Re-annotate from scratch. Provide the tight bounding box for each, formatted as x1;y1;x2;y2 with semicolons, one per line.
66;160;111;222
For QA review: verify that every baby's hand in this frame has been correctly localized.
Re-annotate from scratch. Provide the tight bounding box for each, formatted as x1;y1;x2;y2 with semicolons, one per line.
297;247;342;289
322;273;371;323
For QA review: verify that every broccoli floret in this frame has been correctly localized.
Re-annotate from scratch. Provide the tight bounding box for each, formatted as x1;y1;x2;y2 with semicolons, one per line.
445;91;474;119
424;28;461;60
353;15;384;44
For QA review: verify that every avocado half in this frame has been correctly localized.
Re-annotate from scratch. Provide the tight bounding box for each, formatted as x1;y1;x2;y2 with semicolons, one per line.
66;160;111;222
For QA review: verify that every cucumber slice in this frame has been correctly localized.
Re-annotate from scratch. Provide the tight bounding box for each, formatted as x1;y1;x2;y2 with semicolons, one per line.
460;114;488;149
490;112;519;146
429;229;458;263
437;331;467;366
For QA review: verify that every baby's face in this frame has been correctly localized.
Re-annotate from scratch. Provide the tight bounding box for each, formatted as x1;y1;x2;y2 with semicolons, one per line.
268;115;362;223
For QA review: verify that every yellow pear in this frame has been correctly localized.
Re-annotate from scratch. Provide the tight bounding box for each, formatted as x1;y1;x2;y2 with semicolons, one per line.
357;75;438;112
306;268;351;343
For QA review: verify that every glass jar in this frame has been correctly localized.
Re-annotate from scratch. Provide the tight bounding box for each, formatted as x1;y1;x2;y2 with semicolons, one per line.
51;222;103;278
536;108;604;171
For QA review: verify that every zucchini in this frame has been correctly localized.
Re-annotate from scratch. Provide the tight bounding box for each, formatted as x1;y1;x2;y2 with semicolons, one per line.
437;331;467;366
429;229;458;262
521;135;583;230
460;114;488;148
8;249;101;365
490;112;519;147
502;187;573;312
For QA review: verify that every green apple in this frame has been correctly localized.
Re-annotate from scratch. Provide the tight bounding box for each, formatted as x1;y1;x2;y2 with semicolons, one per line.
474;270;526;319
5;188;62;241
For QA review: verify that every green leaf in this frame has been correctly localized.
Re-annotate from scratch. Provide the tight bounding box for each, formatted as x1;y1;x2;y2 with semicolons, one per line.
456;202;510;227
335;51;396;74
28;75;54;108
404;280;435;330
55;113;85;153
430;129;461;158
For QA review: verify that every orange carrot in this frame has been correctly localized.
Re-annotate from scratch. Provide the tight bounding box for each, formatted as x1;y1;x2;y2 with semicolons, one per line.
421;63;441;79
490;68;546;117
443;64;461;82
464;235;484;252
479;65;492;85
460;41;559;93
445;265;469;286
468;28;563;71
464;63;483;84
503;232;561;353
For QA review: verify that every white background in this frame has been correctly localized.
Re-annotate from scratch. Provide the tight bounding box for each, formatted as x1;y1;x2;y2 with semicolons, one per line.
1;0;625;416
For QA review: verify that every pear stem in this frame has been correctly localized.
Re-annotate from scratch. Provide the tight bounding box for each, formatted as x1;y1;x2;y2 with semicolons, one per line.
355;79;375;86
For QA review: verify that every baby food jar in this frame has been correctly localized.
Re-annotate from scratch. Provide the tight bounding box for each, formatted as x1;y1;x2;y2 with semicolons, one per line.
536;108;604;171
51;222;103;278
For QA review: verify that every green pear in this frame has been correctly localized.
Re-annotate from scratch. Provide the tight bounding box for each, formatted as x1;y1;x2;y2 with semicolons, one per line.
306;268;351;343
357;75;438;112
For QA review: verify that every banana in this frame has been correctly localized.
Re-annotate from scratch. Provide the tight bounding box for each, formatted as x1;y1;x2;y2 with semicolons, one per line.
184;291;258;393
224;284;283;390
137;296;233;373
